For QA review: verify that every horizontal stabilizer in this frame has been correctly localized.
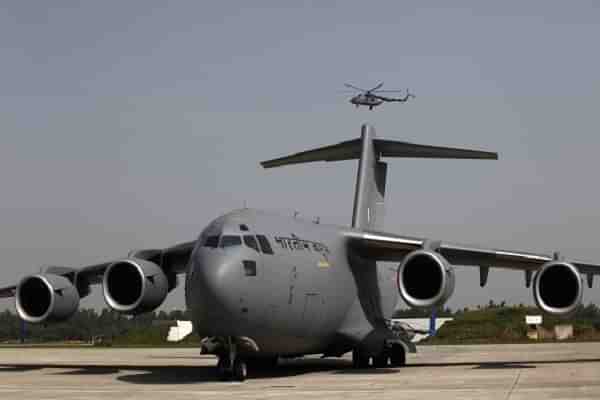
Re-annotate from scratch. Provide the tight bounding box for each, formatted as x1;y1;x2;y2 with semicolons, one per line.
261;139;362;168
374;139;497;160
261;137;497;168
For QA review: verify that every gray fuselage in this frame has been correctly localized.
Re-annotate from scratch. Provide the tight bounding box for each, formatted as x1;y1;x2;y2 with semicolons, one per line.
185;209;398;356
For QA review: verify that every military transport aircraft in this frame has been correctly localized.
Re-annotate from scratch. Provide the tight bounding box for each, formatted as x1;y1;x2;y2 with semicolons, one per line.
345;83;415;110
1;124;599;381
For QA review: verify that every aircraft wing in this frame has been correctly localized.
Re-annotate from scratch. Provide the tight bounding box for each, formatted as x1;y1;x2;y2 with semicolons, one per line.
344;230;600;280
0;240;196;299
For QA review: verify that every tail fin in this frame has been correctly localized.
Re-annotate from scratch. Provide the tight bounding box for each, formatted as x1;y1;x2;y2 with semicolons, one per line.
261;124;497;230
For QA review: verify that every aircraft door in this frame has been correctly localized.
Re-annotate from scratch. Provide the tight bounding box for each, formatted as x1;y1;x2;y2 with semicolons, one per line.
301;292;324;337
241;234;263;271
241;229;284;330
239;233;265;325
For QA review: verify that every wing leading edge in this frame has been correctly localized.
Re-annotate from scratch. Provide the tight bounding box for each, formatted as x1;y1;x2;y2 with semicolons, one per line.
344;230;600;280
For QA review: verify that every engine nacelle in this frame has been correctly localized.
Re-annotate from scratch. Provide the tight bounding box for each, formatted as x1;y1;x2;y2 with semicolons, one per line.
397;250;455;310
16;274;80;323
103;258;168;315
533;261;583;317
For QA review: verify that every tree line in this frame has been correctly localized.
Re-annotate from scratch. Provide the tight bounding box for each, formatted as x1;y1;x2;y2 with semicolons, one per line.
2;302;600;344
0;308;193;344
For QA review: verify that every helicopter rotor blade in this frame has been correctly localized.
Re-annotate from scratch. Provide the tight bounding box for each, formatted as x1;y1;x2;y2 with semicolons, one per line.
367;82;384;92
344;83;368;92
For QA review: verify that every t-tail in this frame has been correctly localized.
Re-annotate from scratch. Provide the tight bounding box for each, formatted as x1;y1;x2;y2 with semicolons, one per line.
261;124;497;231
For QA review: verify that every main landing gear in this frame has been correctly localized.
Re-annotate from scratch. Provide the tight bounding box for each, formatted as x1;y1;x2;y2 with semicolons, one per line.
389;343;406;367
352;343;406;369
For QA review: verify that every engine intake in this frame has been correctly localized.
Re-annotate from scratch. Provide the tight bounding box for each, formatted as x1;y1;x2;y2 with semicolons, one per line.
16;274;80;323
397;250;455;310
103;258;168;315
533;261;583;316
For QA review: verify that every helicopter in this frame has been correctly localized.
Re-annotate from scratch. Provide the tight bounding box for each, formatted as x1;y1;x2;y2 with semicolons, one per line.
344;82;415;110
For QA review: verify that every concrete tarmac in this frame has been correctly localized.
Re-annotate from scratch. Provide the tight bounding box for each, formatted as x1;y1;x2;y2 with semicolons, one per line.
1;343;600;399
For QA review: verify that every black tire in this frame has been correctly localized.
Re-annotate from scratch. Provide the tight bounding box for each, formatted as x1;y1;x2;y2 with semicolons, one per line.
389;345;406;367
352;349;370;368
217;357;230;380
372;353;389;368
233;359;248;381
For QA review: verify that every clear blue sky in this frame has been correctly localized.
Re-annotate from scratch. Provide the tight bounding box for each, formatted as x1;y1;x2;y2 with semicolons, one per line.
1;1;600;311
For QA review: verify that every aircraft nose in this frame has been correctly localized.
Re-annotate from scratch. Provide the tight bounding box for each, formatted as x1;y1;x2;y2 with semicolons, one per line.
188;251;243;328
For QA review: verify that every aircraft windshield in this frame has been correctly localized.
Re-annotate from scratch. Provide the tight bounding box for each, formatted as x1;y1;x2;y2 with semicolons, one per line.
220;235;242;248
204;235;220;248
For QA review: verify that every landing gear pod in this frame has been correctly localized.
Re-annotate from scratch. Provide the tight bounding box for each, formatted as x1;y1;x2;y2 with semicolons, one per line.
103;258;168;315
16;274;80;323
533;261;583;317
397;250;455;310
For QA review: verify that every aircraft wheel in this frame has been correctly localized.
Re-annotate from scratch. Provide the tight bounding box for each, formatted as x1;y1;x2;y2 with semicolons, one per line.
217;356;231;380
389;345;406;367
352;349;370;368
233;358;248;381
372;352;389;368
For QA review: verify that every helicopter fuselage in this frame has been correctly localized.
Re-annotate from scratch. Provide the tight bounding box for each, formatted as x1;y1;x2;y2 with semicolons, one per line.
350;94;383;109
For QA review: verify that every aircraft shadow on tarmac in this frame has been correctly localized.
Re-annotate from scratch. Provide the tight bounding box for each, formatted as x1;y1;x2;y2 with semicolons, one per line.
2;357;600;383
0;359;353;384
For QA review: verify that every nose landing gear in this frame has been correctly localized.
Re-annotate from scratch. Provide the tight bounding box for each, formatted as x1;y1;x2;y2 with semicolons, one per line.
217;337;248;381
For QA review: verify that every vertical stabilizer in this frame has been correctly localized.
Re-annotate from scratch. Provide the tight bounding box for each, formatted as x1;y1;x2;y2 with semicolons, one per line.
351;124;387;230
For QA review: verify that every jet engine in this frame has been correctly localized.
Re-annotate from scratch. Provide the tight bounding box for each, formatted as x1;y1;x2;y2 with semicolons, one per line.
16;274;80;323
533;261;583;317
103;258;168;315
397;250;455;310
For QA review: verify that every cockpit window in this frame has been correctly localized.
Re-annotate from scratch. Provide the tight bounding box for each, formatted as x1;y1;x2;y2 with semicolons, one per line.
204;235;220;248
256;235;274;255
243;235;259;252
220;235;242;248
